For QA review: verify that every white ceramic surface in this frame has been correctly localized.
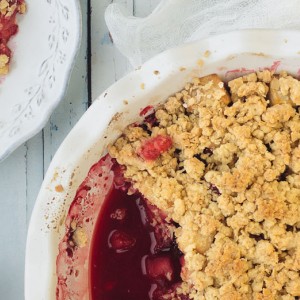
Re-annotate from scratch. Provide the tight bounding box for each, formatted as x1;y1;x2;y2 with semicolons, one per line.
25;29;300;300
0;0;81;161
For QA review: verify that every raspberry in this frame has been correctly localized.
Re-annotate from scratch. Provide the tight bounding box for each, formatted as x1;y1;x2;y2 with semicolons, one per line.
108;230;136;253
139;135;173;161
145;255;174;282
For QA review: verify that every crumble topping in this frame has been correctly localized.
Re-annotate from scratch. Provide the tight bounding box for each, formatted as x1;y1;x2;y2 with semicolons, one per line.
109;70;300;299
0;53;9;73
0;0;26;75
0;0;25;16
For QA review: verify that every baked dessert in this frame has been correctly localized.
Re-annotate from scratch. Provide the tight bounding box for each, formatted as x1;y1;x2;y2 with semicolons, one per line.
108;70;300;299
57;69;300;300
0;0;26;75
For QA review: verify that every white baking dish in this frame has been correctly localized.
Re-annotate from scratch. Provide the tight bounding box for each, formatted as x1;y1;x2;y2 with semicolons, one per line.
25;29;300;300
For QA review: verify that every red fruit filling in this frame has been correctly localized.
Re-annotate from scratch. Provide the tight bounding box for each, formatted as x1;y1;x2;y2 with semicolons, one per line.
90;159;183;300
140;105;154;116
145;255;175;282
0;16;18;43
138;135;173;161
144;112;158;127
108;230;136;253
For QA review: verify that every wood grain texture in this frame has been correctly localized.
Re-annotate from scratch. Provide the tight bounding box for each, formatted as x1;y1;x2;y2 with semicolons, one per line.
90;0;160;100
0;0;89;299
0;0;157;299
91;0;133;100
0;144;27;299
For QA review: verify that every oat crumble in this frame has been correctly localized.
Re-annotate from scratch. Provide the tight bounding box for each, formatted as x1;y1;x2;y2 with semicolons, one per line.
109;70;300;299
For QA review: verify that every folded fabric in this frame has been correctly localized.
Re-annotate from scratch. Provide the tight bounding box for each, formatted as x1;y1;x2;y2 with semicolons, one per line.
105;0;300;68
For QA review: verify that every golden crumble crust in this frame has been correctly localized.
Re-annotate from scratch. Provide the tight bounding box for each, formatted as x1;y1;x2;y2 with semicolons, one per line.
0;53;9;74
0;0;26;17
109;71;300;299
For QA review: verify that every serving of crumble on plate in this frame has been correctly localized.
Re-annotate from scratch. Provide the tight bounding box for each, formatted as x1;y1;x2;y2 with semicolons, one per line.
0;0;80;161
0;0;26;75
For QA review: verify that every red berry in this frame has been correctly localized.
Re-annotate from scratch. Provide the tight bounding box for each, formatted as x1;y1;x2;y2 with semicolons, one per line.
110;208;127;221
140;105;154;116
0;13;18;43
108;230;136;253
139;135;173;161
144;112;158;127
145;255;174;282
0;42;11;57
179;256;185;267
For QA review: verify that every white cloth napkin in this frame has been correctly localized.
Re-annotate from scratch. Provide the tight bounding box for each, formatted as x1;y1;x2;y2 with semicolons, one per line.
105;0;300;68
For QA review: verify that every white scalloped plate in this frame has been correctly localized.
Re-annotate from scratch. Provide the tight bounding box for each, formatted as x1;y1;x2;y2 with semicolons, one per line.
25;30;300;300
0;0;81;161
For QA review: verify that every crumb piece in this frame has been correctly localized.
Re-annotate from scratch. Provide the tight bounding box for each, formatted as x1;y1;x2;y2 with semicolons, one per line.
184;157;205;181
55;184;64;193
0;54;9;75
269;74;300;106
204;50;211;58
72;227;88;248
197;59;204;67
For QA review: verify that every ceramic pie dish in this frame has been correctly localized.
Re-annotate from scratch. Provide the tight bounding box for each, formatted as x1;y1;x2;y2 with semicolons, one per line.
25;29;300;300
0;0;81;161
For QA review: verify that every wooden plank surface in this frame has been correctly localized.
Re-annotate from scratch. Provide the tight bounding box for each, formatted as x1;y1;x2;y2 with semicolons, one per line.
91;0;133;100
91;0;160;100
0;0;159;299
0;1;89;299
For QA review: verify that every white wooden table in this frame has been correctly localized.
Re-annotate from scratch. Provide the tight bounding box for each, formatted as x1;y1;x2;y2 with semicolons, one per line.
0;0;159;299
